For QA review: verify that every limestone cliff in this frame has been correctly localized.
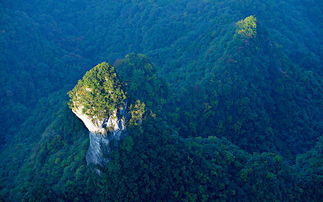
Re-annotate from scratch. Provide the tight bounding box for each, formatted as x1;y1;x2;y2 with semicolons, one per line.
74;104;127;167
68;62;128;167
68;62;145;168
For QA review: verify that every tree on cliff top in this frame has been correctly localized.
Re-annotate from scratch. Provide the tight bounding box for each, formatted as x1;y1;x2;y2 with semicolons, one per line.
68;62;126;119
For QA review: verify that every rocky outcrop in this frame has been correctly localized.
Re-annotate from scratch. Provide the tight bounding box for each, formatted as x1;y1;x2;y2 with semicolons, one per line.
72;106;108;135
67;63;132;169
72;103;127;167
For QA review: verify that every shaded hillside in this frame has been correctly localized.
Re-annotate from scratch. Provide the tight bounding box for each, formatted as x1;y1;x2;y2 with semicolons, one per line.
174;18;322;158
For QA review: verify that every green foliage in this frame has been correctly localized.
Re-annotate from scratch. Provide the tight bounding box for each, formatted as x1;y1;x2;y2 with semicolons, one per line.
68;62;126;119
97;118;303;201
0;0;322;201
173;15;322;159
116;53;168;113
236;15;257;38
296;136;323;201
121;136;134;152
129;100;145;126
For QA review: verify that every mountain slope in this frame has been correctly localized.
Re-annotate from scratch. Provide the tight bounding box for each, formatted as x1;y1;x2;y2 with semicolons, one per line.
0;0;322;201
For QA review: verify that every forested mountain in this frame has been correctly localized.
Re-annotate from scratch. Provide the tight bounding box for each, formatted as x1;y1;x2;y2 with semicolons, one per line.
0;0;322;201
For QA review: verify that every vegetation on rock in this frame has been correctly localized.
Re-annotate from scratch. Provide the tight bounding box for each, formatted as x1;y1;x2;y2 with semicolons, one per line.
68;62;126;119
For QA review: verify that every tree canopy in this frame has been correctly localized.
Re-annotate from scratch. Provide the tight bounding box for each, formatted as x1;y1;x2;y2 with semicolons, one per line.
68;62;126;119
236;15;257;38
0;0;322;201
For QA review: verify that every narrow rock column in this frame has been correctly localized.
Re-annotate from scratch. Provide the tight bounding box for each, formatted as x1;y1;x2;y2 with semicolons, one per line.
72;104;127;167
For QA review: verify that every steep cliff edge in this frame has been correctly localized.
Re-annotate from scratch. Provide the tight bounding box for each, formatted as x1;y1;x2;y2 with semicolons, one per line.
68;62;143;167
85;104;127;167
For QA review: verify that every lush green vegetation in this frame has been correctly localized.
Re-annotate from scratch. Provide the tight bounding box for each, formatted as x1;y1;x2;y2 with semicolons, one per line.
236;15;257;38
115;53;169;113
173;21;322;158
129;100;146;126
68;62;126;119
0;0;322;201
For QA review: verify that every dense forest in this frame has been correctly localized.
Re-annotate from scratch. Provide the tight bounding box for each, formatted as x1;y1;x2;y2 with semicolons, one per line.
0;0;322;201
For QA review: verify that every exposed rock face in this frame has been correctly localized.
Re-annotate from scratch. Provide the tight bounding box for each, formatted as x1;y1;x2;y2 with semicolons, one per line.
67;63;131;169
72;103;127;167
86;130;123;167
73;106;108;135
